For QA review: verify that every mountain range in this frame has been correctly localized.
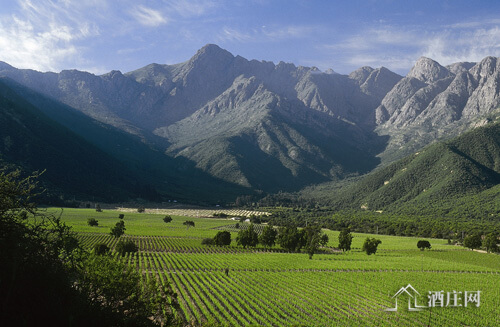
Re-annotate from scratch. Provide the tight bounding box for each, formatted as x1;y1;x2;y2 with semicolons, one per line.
1;44;500;206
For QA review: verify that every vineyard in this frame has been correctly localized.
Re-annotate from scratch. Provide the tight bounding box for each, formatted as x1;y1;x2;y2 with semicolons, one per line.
59;208;500;326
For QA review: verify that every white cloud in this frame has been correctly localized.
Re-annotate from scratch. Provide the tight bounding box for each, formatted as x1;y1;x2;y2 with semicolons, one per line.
0;16;78;72
130;6;167;27
0;0;102;72
321;21;500;74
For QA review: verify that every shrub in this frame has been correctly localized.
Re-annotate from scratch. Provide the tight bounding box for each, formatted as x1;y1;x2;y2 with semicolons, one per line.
87;218;98;227
213;231;231;246
93;243;109;255
362;237;382;255
201;238;214;245
115;240;138;256
118;214;124;219
163;215;172;223
417;240;431;251
137;206;145;213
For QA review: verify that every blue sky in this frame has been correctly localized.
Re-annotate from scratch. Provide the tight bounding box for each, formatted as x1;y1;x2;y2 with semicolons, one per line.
1;0;500;75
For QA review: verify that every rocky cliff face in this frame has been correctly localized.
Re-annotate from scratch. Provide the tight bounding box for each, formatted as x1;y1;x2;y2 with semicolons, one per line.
1;44;500;193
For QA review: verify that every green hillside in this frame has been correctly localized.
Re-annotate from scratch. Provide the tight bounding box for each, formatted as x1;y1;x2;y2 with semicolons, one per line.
321;121;500;216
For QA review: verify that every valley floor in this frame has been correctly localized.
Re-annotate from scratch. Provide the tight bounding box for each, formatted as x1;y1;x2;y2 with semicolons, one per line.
58;208;500;326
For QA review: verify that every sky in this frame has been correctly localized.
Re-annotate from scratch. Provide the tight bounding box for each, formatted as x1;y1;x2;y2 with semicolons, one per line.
1;0;500;76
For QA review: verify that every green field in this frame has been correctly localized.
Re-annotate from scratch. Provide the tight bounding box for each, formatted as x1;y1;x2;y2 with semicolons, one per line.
57;208;500;326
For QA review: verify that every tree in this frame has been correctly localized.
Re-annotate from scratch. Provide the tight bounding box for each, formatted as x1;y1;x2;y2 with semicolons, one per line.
183;220;195;229
338;228;353;251
115;240;138;256
96;204;102;212
77;253;180;325
213;230;232;246
236;224;259;248
362;237;382;255
302;225;328;259
87;217;99;226
0;170;181;326
483;233;499;253
259;225;277;249
163;215;172;223
137;206;145;213
277;225;305;253
110;220;126;238
463;234;482;250
118;214;124;219
417;240;431;251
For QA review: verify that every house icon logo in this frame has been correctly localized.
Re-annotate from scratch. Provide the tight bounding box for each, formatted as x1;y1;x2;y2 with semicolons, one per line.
385;284;427;311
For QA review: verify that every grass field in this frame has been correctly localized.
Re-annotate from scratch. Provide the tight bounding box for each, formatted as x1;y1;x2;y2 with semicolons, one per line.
56;207;500;326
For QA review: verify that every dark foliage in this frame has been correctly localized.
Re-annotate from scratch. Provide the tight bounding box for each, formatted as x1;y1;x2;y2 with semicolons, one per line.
87;218;98;226
417;240;431;251
115;240;138;256
110;220;125;238
93;243;110;255
213;231;232;246
362;237;382;255
236;224;259;248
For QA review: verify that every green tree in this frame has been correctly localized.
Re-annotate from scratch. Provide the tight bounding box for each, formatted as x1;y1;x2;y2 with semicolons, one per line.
482;233;498;253
213;230;232;246
0;170;181;326
137;206;145;213
417;240;431;251
302;225;328;259
259;225;277;249
163;215;172;223
183;220;195;229
277;225;305;253
463;234;482;250
118;214;124;219
115;240;138;256
87;217;99;226
338;228;353;251
110;220;126;238
236;223;259;248
96;204;102;212
362;237;382;255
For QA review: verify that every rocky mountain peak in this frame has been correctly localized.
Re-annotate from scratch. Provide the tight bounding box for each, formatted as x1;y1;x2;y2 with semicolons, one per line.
349;66;375;85
470;56;500;79
407;57;453;83
190;44;234;66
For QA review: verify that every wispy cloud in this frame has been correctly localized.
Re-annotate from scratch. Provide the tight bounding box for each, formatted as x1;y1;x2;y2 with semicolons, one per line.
164;0;217;18
130;6;167;27
219;27;254;42
321;21;500;74
218;24;318;43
